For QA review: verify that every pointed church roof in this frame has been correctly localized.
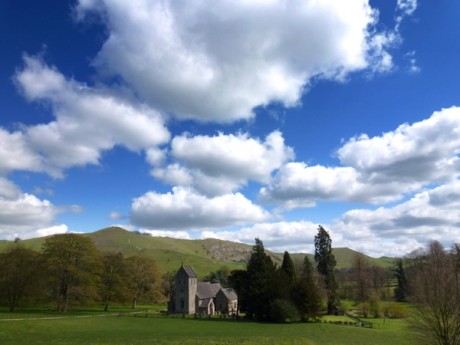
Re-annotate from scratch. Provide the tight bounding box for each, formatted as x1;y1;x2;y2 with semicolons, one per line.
197;282;217;299
180;265;197;278
220;287;238;301
211;283;222;294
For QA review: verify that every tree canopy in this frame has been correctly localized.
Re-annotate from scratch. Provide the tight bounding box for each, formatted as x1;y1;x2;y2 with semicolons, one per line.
42;234;102;312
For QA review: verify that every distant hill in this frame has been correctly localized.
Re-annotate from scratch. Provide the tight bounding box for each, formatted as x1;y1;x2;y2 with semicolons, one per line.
0;227;395;277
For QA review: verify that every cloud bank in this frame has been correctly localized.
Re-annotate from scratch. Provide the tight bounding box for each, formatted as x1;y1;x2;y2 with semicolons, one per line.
76;0;394;122
261;107;460;209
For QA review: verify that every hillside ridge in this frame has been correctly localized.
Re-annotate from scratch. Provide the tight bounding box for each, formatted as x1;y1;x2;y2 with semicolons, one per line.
0;226;395;276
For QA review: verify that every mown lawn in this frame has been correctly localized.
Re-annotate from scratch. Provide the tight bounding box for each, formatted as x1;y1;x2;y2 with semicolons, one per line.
0;310;417;345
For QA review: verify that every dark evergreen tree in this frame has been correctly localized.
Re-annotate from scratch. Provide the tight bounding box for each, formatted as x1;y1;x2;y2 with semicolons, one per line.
394;259;408;302
271;251;296;305
314;225;338;315
280;251;297;287
292;255;322;321
228;269;248;317
246;238;276;320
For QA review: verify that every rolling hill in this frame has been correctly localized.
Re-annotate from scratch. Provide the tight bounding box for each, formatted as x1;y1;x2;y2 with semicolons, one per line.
0;227;395;277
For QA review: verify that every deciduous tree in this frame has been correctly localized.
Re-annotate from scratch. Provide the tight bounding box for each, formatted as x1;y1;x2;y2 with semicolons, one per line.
125;255;161;309
42;234;102;312
204;266;231;286
411;241;460;345
351;252;371;303
99;252;129;311
0;245;40;311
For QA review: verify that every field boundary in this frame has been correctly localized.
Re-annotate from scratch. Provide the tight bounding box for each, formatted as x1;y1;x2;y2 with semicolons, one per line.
0;311;146;322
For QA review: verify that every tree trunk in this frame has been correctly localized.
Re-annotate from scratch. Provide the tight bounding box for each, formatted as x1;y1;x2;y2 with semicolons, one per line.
132;296;137;309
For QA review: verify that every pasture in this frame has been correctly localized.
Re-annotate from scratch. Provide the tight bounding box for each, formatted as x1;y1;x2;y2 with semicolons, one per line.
0;308;417;345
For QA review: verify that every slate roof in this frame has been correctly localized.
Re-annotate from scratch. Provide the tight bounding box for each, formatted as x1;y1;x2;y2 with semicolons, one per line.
220;288;238;301
211;283;222;295
197;282;216;299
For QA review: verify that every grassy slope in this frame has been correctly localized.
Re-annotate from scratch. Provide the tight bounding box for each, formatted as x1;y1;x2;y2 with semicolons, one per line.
86;227;249;277
0;227;395;276
0;313;416;345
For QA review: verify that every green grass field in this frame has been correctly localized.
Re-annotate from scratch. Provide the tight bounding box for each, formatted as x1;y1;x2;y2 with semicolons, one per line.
0;308;417;345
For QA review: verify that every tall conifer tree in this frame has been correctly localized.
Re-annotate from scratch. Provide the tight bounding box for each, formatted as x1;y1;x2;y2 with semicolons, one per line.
246;238;275;320
314;225;338;315
281;251;297;286
292;255;322;321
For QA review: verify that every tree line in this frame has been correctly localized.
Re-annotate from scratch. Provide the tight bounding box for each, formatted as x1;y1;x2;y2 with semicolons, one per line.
0;234;163;312
202;228;460;344
223;225;336;322
223;225;394;323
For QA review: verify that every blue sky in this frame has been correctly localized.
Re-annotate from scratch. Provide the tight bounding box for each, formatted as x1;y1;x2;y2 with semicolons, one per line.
1;0;459;257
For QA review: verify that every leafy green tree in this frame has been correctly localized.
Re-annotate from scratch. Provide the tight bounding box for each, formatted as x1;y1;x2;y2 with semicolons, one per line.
204;266;231;286
246;238;276;320
125;255;161;309
0;245;40;311
351;252;371;303
292;255;322;321
42;234;102;312
314;225;338;315
161;270;176;300
99;252;129;311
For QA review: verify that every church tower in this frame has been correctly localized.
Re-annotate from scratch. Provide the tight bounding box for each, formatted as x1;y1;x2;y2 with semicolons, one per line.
173;265;197;314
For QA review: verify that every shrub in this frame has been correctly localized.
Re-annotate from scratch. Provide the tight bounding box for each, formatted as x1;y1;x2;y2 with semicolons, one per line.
383;302;409;319
269;299;300;323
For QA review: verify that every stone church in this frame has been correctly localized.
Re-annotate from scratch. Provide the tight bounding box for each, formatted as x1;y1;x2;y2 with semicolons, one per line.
169;265;238;315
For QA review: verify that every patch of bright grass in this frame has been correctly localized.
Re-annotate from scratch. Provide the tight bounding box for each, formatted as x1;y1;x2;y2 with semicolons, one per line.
0;311;417;345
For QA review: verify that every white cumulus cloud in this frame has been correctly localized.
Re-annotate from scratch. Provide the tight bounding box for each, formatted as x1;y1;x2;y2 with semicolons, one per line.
0;129;42;175
153;131;293;196
130;186;270;230
332;180;460;257
14;55;170;177
0;193;66;239
0;177;21;199
262;107;460;209
202;221;319;253
76;0;394;122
